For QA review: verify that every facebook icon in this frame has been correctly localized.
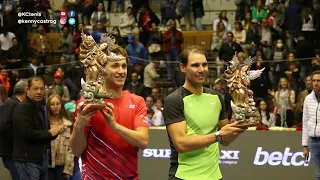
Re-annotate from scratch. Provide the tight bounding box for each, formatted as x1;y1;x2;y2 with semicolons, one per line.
68;10;75;18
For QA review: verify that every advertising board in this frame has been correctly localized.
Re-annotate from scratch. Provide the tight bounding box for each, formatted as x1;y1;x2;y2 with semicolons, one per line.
138;129;315;180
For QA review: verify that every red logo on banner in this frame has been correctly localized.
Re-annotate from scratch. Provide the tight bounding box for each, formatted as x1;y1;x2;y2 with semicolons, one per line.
60;10;67;17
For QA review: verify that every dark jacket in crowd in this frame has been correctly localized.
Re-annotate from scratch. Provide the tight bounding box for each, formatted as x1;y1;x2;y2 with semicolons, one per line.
12;97;57;163
0;96;20;158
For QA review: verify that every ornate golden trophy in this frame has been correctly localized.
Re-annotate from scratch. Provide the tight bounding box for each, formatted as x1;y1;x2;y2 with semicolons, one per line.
79;33;126;109
224;55;265;127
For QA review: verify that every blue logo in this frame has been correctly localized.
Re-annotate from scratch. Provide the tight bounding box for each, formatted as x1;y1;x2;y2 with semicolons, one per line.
68;18;76;25
68;10;75;17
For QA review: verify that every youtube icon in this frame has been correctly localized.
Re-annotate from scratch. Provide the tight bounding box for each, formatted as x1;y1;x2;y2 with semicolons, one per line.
60;10;67;17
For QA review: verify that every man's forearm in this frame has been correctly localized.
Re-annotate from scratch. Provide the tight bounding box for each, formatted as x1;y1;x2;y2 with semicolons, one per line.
70;125;87;157
174;133;217;153
112;124;148;149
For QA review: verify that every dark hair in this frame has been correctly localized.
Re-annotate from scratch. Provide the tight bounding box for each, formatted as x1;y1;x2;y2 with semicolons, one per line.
180;45;206;65
219;10;229;22
28;77;44;88
147;108;154;115
258;99;270;121
226;32;233;37
97;2;106;12
146;96;155;103
235;21;243;31
127;7;132;10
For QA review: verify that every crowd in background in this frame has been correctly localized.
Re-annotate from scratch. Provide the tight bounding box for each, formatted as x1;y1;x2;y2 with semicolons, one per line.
0;0;319;129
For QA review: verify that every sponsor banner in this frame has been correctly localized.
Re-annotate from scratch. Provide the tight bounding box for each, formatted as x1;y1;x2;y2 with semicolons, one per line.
138;130;315;180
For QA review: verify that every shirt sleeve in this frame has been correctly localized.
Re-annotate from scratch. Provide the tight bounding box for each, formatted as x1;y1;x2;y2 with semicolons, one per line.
216;93;228;120
134;97;148;129
163;93;185;125
74;99;92;134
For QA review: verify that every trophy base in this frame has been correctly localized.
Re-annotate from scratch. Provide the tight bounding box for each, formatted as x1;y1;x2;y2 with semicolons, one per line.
236;122;260;128
81;103;106;110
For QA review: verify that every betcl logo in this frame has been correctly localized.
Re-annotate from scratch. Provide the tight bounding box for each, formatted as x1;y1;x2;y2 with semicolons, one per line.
253;147;310;167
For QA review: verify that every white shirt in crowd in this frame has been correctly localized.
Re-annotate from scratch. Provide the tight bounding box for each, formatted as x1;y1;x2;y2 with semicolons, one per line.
118;13;136;38
260;111;276;127
0;32;15;51
150;105;164;126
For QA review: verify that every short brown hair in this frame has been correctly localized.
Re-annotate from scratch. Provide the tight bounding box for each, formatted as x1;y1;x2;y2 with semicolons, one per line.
28;76;44;88
180;45;206;65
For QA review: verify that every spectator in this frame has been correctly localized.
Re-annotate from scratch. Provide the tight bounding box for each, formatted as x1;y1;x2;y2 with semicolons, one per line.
259;18;274;60
0;80;27;180
7;38;24;69
29;25;52;65
6;5;28;51
43;65;54;87
0;26;15;64
192;0;204;31
23;55;44;78
271;38;288;88
269;77;295;127
151;87;162;101
163;20;183;80
295;33;314;83
78;0;96;25
111;27;126;48
296;75;312;125
252;0;267;21
175;0;192;30
90;2;110;28
58;26;75;63
91;21;107;44
266;0;285;26
211;21;227;51
301;6;315;42
259;99;276;127
284;53;300;93
124;72;145;97
126;34;148;66
138;4;160;46
147;23;163;60
233;21;246;45
144;60;160;96
160;0;176;26
267;9;278;29
13;77;66;180
213;10;232;31
219;32;243;64
312;53;320;71
234;0;251;21
242;12;252;30
0;67;10;94
145;96;164;126
118;7;136;44
49;72;70;103
242;19;260;58
47;94;74;179
146;108;155;127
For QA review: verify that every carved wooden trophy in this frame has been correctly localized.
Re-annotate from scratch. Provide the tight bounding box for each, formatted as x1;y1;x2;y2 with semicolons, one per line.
79;33;126;109
224;55;265;127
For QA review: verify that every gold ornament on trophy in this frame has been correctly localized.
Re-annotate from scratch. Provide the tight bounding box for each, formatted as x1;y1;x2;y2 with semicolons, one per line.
224;55;265;127
79;32;126;109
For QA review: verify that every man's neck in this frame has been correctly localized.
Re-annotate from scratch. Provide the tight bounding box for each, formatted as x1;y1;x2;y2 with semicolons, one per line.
183;80;203;95
104;85;123;99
